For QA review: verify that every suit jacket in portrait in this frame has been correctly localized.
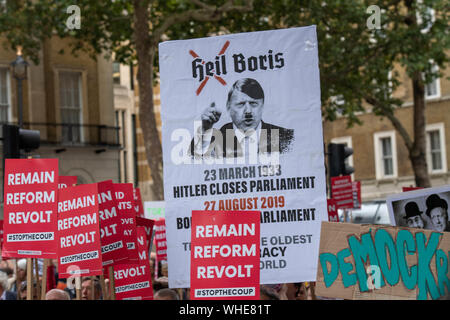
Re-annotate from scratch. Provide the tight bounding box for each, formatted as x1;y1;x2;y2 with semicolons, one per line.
191;121;294;158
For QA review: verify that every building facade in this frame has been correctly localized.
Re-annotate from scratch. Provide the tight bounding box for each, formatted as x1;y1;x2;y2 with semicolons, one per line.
323;64;450;202
113;62;160;201
0;36;121;218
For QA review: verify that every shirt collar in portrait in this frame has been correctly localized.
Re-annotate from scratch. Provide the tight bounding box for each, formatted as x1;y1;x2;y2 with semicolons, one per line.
233;122;261;145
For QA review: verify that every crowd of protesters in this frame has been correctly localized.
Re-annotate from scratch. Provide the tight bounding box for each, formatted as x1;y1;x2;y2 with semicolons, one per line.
0;251;323;300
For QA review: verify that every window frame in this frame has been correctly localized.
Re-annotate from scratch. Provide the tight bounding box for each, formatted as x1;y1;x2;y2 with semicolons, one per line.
426;123;447;174
373;131;398;180
424;63;441;100
416;0;435;34
0;66;12;123
54;68;87;144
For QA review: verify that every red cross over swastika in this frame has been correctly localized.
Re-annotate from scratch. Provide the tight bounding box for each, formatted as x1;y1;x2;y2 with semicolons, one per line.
189;41;230;96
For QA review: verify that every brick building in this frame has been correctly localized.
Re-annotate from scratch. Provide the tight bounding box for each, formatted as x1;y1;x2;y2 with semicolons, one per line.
113;63;160;201
323;63;450;202
0;36;121;218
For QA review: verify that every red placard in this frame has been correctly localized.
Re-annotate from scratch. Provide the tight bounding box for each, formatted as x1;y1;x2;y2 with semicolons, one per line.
58;176;77;189
133;188;145;218
154;219;167;261
331;175;353;209
114;183;139;264
190;211;260;300
2;159;59;259
0;220;3;251
136;217;154;253
114;227;154;300
402;187;423;192
352;181;361;209
327;199;339;222
57;183;103;278
97;180;129;267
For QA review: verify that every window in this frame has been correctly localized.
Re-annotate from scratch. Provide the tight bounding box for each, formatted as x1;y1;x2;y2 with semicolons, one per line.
112;62;121;85
129;64;134;90
0;67;11;122
426;123;447;173
122;110;127;182
372;69;393;101
59;71;83;143
381;138;393;175
116;109;128;183
424;63;440;99
116;110;122;182
0;0;6;12
416;1;435;34
330;95;345;116
132;114;138;187
374;131;397;179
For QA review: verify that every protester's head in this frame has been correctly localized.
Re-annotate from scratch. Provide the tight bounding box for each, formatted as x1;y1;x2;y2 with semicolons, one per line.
154;288;180;300
0;270;8;294
426;194;449;232
19;281;27;299
0;260;8;269
285;283;298;300
403;201;425;229
149;255;156;277
17;259;27;281
45;288;70;300
226;78;265;132
259;285;280;300
161;262;168;277
153;277;169;292
294;282;308;300
0;267;13;278
183;288;190;300
306;282;317;300
19;280;38;300
81;277;102;300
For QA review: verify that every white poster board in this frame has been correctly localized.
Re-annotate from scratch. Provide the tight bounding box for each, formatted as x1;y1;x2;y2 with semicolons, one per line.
144;201;165;220
159;26;327;287
387;185;450;232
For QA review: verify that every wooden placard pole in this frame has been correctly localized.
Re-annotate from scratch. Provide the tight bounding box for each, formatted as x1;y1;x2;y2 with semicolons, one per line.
26;258;33;300
91;276;95;300
108;266;116;300
75;277;81;300
34;259;41;299
15;259;21;300
40;259;49;300
100;274;107;300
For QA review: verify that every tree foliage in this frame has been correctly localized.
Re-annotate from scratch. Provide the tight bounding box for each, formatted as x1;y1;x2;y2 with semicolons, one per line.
1;0;448;189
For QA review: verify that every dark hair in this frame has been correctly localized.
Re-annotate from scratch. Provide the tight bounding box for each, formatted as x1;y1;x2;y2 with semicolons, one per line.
20;280;37;292
425;194;448;217
0;267;13;277
294;282;305;296
227;78;265;106
260;285;280;300
155;288;180;300
81;276;102;293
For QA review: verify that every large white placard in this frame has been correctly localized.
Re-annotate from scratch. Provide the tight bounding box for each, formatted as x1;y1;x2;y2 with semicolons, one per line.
144;201;165;220
159;26;327;287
